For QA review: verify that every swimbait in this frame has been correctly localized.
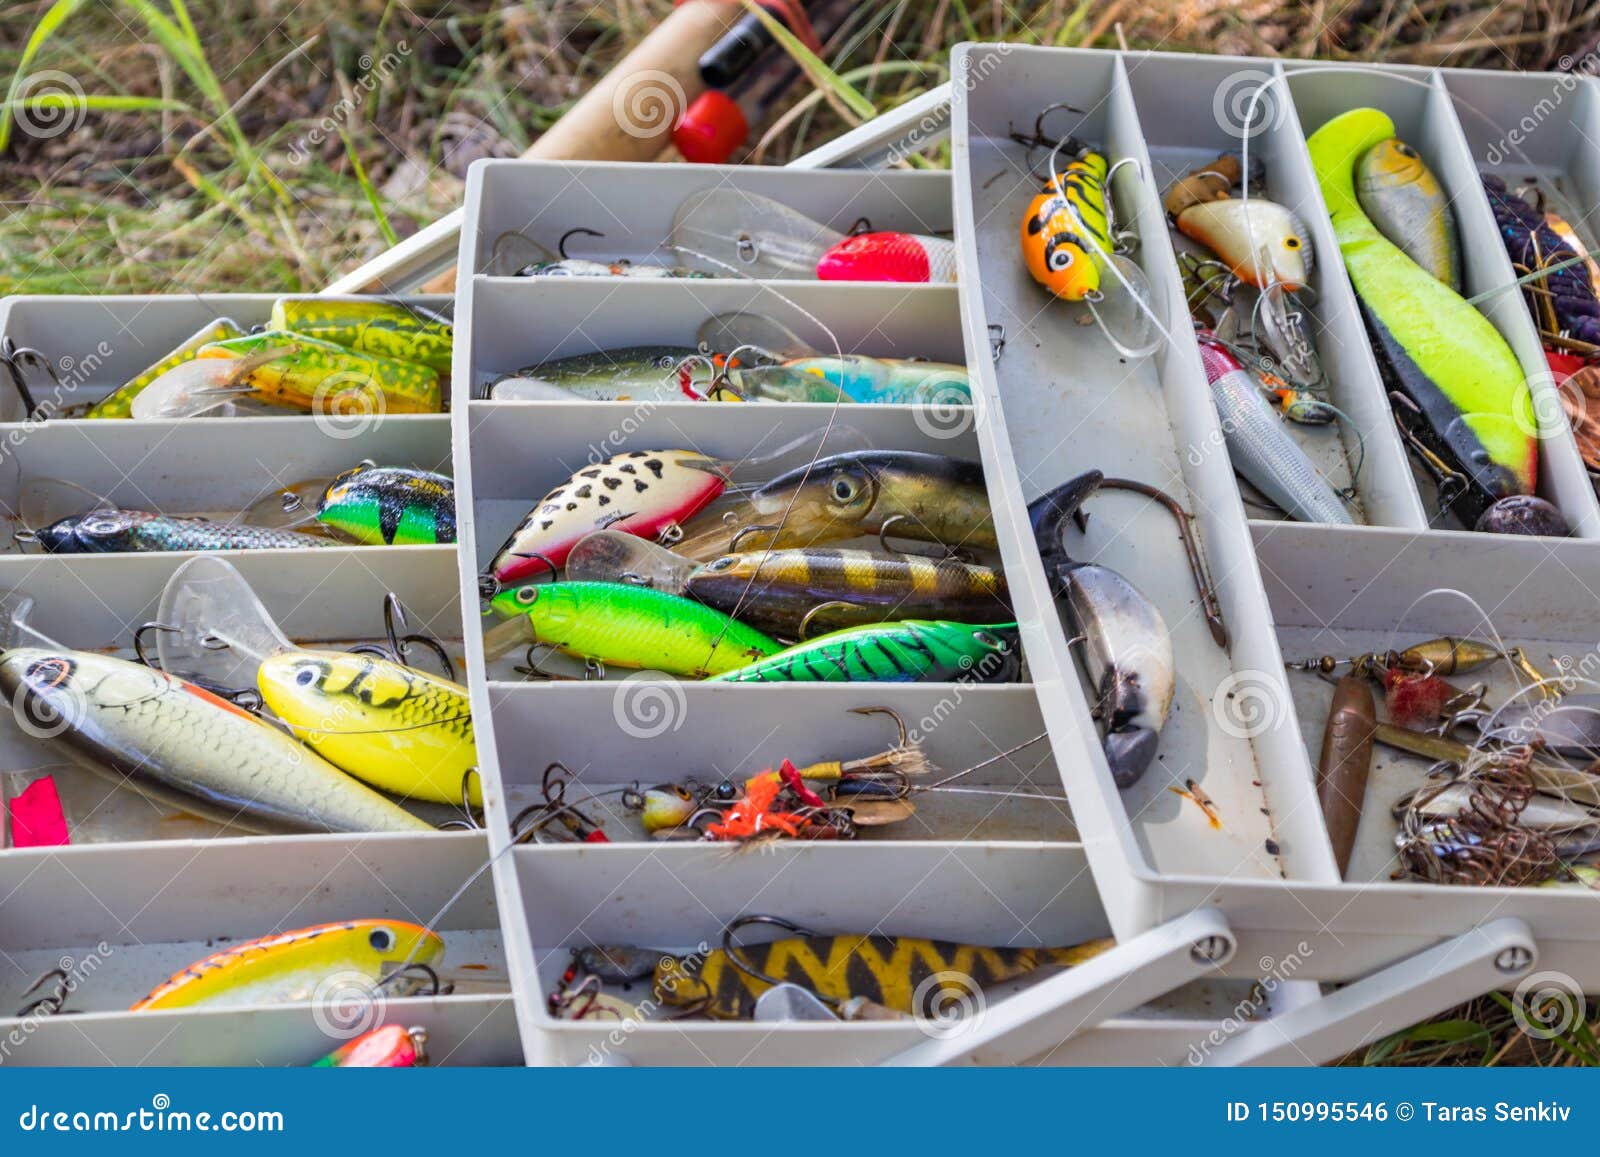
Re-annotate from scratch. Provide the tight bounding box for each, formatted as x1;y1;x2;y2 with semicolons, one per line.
1355;139;1461;291
131;920;443;1011
1022;148;1112;301
85;318;245;419
674;450;995;561
684;548;1008;638
257;651;476;806
312;1024;427;1067
488;449;726;588
1482;175;1600;345
489;346;709;402
1307;109;1538;529
1176;197;1313;291
0;649;431;834
270;297;453;373
1317;674;1376;877
1029;472;1174;787
730;357;970;405
653;931;1112;1020
315;463;456;546
490;581;780;677
709;620;1019;684
33;508;336;554
197;331;441;414
1196;333;1355;524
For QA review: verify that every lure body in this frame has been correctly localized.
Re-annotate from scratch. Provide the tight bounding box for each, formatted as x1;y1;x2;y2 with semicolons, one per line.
316;463;456;546
489;450;725;587
709;620;1019;684
1029;473;1173;787
257;651;477;806
1176;198;1313;291
1355;140;1461;292
1022;150;1112;301
86;318;245;419
815;232;959;283
491;581;779;677
270;297;453;373
1317;674;1376;877
1196;335;1354;524
312;1024;426;1067
35;509;336;554
1255;284;1325;391
1307;109;1537;526
492;346;706;402
198;331;441;414
684;548;1008;637
519;259;712;279
654;933;1112;1020
676;450;995;561
732;357;970;405
0;649;431;834
131;920;443;1011
1482;175;1600;344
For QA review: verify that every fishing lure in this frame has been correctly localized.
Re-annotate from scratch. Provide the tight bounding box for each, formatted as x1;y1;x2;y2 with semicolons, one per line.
1176;198;1313;292
522;257;713;279
730;357;971;406
1022;148;1113;302
1029;472;1173;786
28;508;336;554
490;581;780;678
488;346;721;403
653;918;1112;1020
85;318;245;419
709;620;1018;684
131;920;443;1011
312;1024;428;1067
1317;675;1376;877
270;297;454;373
487;449;727;589
1356;139;1461;292
1482;175;1600;346
670;189;957;282
1287;635;1523;680
313;462;456;546
0;648;431;834
683;547;1009;638
1306;110;1543;532
1195;332;1354;524
673;450;995;562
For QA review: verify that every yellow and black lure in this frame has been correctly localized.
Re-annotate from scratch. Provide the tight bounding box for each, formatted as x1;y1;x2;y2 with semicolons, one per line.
1021;148;1114;302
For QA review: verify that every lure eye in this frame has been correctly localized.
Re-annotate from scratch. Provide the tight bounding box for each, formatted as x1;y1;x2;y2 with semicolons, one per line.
1284;237;1300;250
369;927;396;953
830;476;858;502
515;586;538;605
294;666;317;687
706;557;735;572
973;631;1005;649
1048;248;1074;272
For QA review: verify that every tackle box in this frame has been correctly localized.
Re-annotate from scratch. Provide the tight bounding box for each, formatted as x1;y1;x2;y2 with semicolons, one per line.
6;46;1600;1068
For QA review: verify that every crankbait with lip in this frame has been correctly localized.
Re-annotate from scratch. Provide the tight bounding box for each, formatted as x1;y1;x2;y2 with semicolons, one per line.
85;318;245;419
131;920;444;1011
488;346;714;403
490;581;780;678
313;1024;428;1067
673;450;995;562
1356;139;1461;292
0;648;431;834
196;331;441;414
1022;148;1112;303
671;189;956;283
654;925;1112;1020
1029;472;1173;787
729;357;970;405
31;508;336;554
1176;197;1313;292
684;547;1009;638
709;620;1019;684
1307;109;1541;531
269;297;453;373
488;449;727;588
314;463;456;546
1195;332;1354;525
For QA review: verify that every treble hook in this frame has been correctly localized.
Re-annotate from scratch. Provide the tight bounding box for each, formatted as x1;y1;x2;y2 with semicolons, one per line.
1;337;61;420
729;524;780;552
849;705;908;747
1098;477;1229;648
132;621;179;669
378;962;451;997
720;914;830;1001
558;227;605;259
436;767;486;831
797;600;858;641
347;592;457;680
480;552;557;599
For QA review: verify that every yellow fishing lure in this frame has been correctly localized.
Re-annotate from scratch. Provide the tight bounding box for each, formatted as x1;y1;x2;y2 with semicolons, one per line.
1022;150;1113;301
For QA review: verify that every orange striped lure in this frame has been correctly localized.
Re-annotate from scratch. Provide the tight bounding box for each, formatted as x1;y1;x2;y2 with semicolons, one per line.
1022;149;1114;302
130;920;444;1012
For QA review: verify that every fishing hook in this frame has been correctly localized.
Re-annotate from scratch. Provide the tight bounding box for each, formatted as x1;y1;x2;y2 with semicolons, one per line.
14;967;72;1018
131;622;179;669
797;600;858;641
435;767;485;831
378;961;451;997
513;643;577;681
481;552;557;600
1096;477;1228;647
875;514;962;559
849;705;908;747
987;324;1006;362
728;524;780;552
847;216;873;235
1;337;60;420
346;592;457;681
720;914;834;1003
557;227;605;259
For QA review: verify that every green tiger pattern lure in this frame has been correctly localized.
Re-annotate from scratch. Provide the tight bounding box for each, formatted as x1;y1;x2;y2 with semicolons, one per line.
269;297;454;373
315;463;456;546
86;318;246;419
710;620;1020;684
1022;149;1113;301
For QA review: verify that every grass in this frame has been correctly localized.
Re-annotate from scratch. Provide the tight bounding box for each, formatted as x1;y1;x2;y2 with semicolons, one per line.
2;0;1599;1064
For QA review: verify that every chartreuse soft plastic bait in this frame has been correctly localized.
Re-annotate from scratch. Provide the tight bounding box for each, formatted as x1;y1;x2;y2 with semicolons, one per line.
85;318;246;418
1306;108;1536;521
270;297;453;373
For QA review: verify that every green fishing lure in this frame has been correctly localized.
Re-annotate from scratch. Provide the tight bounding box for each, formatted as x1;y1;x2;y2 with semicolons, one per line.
270;298;454;373
316;463;455;546
709;620;1020;684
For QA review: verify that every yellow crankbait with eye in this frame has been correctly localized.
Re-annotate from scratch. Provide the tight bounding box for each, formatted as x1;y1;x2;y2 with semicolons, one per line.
1021;149;1112;301
256;651;478;806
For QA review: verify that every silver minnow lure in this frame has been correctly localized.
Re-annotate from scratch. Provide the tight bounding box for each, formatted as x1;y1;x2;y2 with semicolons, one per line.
1196;335;1354;525
34;509;336;554
1028;472;1174;787
0;648;431;834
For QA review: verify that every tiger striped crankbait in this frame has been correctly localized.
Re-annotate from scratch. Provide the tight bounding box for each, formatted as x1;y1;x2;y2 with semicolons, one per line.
315;463;456;546
654;928;1112;1019
132;920;443;1011
709;620;1019;684
1022;148;1113;302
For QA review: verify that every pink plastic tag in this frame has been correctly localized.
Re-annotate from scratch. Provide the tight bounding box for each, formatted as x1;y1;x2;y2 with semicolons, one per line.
8;776;70;847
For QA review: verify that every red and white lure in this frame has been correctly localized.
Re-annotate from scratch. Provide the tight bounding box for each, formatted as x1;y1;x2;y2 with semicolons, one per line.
670;189;957;283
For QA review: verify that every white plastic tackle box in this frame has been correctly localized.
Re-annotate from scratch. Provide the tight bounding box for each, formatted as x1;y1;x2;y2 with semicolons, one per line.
2;46;1599;1067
